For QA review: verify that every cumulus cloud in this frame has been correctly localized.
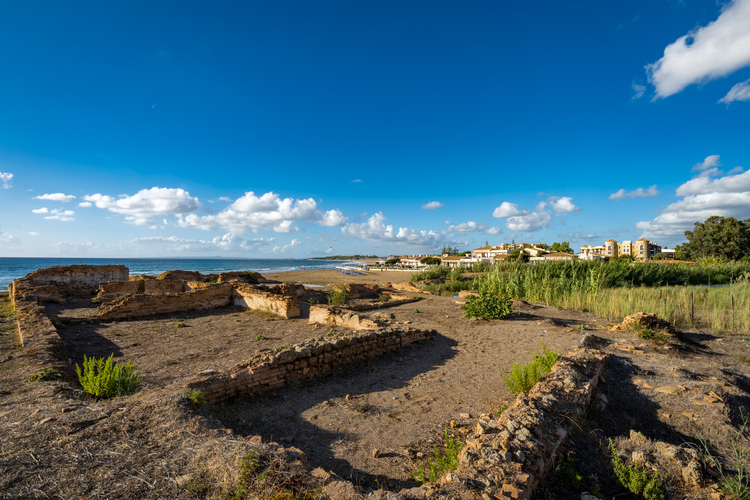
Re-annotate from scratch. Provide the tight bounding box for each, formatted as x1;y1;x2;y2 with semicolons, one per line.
0;172;13;189
273;238;302;253
34;193;76;202
548;196;580;215
84;187;201;225
218;196;233;202
637;162;750;241
445;221;487;233
486;227;503;236
176;191;345;233
78;201;92;207
609;185;660;200
44;209;75;221
719;79;750;103
492;202;528;218
421;201;444;210
133;233;276;253
28;231;38;236
341;212;443;248
692;155;722;172
506;202;553;232
32;207;49;214
646;0;750;99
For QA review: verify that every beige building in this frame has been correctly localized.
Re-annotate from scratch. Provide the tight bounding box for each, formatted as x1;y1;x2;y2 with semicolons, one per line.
579;238;662;261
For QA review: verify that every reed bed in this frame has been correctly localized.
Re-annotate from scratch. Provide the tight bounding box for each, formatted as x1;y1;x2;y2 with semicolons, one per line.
475;262;750;334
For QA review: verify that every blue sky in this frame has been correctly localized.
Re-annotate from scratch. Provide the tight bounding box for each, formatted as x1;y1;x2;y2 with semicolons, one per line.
1;0;750;258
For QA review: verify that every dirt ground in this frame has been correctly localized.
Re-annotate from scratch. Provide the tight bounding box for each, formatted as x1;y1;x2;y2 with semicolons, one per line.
1;275;750;499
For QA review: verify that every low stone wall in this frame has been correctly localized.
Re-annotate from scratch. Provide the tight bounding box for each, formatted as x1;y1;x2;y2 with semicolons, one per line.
334;283;380;299
25;265;128;291
96;279;186;303
186;326;434;404
8;278;63;367
308;305;379;330
233;284;300;319
385;282;424;294
94;284;234;320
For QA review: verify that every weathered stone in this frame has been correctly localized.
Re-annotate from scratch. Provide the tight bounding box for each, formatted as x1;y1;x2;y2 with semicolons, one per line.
323;480;358;500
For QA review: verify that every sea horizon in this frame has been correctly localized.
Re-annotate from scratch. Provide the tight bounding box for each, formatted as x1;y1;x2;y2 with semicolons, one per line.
0;257;360;289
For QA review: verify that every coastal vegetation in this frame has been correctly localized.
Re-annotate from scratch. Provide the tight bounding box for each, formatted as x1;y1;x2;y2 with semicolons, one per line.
76;354;142;399
502;341;560;396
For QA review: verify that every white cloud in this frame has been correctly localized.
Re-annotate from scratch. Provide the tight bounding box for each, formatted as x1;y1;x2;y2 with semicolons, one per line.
646;0;750;99
486;226;503;236
28;231;38;236
506;202;553;232
0;172;12;189
609;185;660;200
32;207;49;214
133;233;276;253
0;231;21;246
351;179;362;183
319;209;348;227
341;212;443;248
492;202;528;218
34;193;76;202
637;165;750;241
548;196;580;215
632;82;646;100
445;221;488;233
176;191;344;233
78;201;92;207
421;201;444;210
719;79;750;103
692;154;722;172
218;196;233;202
44;209;75;221
273;238;302;253
84;187;201;225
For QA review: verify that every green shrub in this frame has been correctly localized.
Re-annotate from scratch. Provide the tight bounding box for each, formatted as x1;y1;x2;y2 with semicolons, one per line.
411;266;450;283
378;294;390;302
413;428;463;484
328;290;346;306
502;341;560;396
242;271;259;284
183;388;206;406
91;298;102;304
554;452;582;488
27;368;61;382
610;439;664;499
76;354;141;399
175;322;187;328
462;293;513;320
254;334;265;341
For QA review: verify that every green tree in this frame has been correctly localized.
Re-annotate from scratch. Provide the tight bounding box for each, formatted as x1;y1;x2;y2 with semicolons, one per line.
420;256;441;266
550;241;573;253
681;216;750;261
385;257;400;266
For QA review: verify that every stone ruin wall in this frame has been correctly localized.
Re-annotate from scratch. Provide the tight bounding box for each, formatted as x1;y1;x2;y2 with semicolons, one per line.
308;305;379;330
233;283;300;319
94;283;234;320
96;279;186;304
186;326;434;404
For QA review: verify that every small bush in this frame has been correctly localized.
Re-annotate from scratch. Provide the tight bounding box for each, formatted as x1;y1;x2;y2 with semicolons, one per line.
378;294;390;302
462;293;513;320
76;354;141;399
175;322;187;328
27;368;61;382
577;324;587;331
254;334;266;341
183;388;206;406
242;271;259;284
554;452;582;488
503;341;560;396
328;290;346;306
410;266;450;283
413;428;463;484
326;330;336;337
91;298;102;304
610;439;665;499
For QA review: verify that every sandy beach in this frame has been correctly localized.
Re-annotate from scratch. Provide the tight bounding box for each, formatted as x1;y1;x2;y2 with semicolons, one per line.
268;268;418;287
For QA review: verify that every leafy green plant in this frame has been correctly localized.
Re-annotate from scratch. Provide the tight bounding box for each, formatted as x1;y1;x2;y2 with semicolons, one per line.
412;428;463;484
631;323;670;342
554;452;582;488
242;271;259;284
27;368;61;382
502;341;560;396
91;298;102;304
254;334;266;341
577;324;588;331
307;298;318;304
378;294;390;302
76;354;141;399
496;404;509;418
175;322;187;328
183;388;206;406
328;290;346;306
609;439;665;499
326;330;336;337
462;292;513;320
413;309;420;313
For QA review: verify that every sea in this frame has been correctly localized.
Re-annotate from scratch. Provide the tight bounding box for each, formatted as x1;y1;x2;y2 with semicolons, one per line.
0;257;359;290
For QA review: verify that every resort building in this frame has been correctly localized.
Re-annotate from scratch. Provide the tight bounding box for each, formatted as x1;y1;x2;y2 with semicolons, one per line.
579;238;662;261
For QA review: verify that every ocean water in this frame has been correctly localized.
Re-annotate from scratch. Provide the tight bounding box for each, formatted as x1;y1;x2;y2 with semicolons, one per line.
0;257;357;289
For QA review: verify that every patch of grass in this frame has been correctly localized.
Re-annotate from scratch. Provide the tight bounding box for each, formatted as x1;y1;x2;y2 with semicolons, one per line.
412;428;463;485
27;368;61;382
462;292;513;320
183;388;206;406
502;341;560;396
609;438;665;500
175;322;187;328
632;324;670;342
76;354;141;399
738;356;750;366
326;330;336;337
554;452;582;489
0;297;15;318
254;334;266;341
496;404;509;418
242;271;259;284
701;410;750;500
577;324;588;331
413;309;420;313
327;290;346;306
307;298;318;304
378;293;390;302
410;266;451;283
91;298;102;304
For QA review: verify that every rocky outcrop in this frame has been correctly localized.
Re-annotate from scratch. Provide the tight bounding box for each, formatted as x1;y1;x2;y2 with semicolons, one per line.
334;283;381;299
186;326;434;404
609;312;676;334
385;282;424;294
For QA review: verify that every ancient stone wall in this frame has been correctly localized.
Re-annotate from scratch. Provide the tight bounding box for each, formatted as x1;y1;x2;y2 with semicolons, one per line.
8;277;64;367
308;305;379;330
186;326;434;404
96;279;186;303
232;284;300;319
334;283;380;299
94;284;233;320
25;265;128;290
